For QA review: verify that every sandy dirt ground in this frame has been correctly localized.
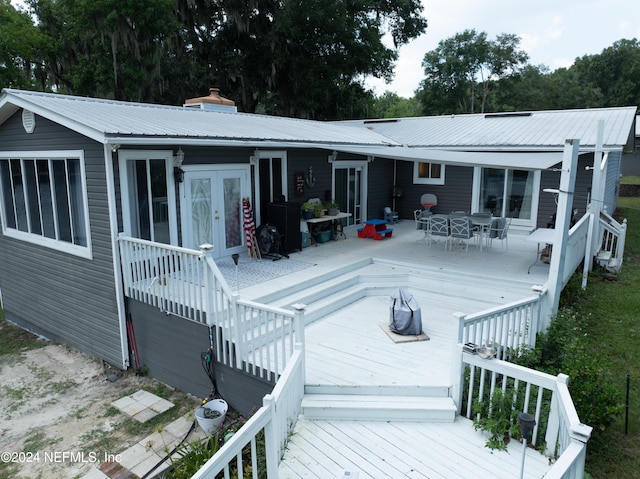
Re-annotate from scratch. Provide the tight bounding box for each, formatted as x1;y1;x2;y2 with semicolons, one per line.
0;343;199;479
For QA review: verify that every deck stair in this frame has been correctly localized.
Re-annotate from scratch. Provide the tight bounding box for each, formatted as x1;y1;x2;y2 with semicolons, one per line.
252;258;536;325
301;385;457;422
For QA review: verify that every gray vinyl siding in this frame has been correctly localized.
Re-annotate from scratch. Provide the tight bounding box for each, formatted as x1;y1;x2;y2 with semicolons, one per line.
395;160;474;218
538;154;595;228
604;151;622;213
286;148;334;203
366;158;395;221
0;111;122;366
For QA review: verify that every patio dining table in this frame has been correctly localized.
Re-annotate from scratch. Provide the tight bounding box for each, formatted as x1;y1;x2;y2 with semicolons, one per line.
469;214;493;252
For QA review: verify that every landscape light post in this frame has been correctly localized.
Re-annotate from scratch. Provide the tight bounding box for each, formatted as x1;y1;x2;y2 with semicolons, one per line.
518;412;536;479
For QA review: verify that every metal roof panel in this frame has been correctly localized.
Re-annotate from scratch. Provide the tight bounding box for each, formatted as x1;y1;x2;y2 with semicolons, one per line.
0;89;397;146
339;107;637;150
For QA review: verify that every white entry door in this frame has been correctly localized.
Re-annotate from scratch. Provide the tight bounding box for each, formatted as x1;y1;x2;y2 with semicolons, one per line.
181;168;248;258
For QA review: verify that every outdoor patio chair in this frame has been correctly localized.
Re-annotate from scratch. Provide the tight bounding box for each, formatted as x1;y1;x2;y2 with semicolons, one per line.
488;217;511;250
384;206;399;224
428;214;449;247
448;216;474;252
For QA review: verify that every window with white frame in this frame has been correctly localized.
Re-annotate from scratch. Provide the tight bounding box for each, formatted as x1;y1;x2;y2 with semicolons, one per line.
0;151;91;258
413;161;445;185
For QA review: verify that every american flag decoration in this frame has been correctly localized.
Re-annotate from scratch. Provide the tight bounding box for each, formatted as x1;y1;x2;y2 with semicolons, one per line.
242;198;260;260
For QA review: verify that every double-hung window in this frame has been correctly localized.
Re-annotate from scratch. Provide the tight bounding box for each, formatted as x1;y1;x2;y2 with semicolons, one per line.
0;151;92;258
413;161;445;185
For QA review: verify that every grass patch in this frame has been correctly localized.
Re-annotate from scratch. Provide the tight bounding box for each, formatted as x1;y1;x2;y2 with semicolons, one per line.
579;202;640;478
22;429;62;453
79;427;123;457
101;405;121;418
0;462;20;479
0;316;46;357
620;176;640;185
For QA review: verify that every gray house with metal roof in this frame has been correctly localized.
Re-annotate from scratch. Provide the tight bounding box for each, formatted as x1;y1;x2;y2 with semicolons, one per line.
0;88;635;372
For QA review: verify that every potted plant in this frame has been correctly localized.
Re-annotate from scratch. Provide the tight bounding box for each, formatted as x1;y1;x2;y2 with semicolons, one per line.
312;204;324;218
301;202;314;220
325;200;339;216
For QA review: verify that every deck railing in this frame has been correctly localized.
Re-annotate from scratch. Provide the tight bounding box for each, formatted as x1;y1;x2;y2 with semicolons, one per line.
454;350;592;479
119;235;591;478
191;346;305;479
564;214;590;287
456;288;547;359
597;211;627;273
118;236;302;381
118;235;224;324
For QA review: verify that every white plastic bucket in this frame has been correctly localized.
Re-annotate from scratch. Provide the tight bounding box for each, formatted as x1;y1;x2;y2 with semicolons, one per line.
195;399;228;435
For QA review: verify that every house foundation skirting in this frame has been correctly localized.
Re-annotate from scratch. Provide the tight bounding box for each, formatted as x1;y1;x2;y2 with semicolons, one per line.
126;299;273;415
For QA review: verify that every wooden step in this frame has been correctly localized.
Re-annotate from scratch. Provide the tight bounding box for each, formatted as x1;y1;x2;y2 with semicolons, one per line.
304;384;451;397
301;394;457;422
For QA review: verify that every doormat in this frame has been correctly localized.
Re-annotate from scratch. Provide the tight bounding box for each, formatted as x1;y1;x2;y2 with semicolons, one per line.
215;255;315;290
379;323;430;343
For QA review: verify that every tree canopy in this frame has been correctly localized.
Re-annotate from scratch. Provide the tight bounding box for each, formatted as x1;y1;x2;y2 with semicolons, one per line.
10;0;427;119
2;2;639;120
416;29;528;115
413;29;640;117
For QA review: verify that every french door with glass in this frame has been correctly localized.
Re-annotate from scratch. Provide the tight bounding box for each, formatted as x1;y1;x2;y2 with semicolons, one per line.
181;167;248;258
333;162;367;226
475;167;539;228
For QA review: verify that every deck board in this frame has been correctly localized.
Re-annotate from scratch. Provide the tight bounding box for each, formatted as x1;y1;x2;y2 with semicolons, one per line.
280;418;551;478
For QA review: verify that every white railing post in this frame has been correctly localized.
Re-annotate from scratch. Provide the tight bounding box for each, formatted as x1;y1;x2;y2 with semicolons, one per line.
450;343;465;413
455;312;466;344
199;243;215;326
231;292;244;369
262;394;280;478
292;303;307;386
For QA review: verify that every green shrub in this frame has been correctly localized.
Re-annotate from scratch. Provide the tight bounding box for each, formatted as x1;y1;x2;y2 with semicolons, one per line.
472;388;521;450
513;306;622;433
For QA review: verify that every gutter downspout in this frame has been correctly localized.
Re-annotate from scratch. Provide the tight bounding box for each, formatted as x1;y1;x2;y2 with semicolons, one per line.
104;143;129;369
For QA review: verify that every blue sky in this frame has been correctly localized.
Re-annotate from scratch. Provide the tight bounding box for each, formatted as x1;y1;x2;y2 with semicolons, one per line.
368;0;640;97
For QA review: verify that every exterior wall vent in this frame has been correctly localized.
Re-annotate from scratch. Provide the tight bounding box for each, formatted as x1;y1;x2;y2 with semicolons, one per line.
183;88;238;113
22;109;35;133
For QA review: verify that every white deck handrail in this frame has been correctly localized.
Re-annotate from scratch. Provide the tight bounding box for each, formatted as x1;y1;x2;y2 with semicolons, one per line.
597;211;627;273
118;236;302;381
564;215;590;287
191;347;305;479
455;350;592;479
456;290;547;359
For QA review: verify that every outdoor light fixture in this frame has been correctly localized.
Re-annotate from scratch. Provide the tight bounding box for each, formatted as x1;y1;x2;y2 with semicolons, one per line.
518;412;536;479
231;253;240;293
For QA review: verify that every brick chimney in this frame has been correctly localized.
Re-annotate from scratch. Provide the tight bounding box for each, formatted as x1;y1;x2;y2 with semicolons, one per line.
183;88;237;112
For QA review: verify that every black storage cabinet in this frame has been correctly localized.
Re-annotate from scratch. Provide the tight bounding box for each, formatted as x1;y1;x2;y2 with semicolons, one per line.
266;202;302;253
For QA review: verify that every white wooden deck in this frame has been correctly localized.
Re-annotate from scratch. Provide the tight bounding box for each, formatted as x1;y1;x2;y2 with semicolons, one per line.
231;221;555;478
280;418;551;479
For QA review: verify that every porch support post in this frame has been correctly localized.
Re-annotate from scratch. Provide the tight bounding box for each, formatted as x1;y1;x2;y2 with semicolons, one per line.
105;144;129;369
548;140;580;316
588;120;605;269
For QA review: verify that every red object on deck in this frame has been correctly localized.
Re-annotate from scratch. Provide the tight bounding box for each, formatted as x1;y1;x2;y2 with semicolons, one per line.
358;219;393;240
